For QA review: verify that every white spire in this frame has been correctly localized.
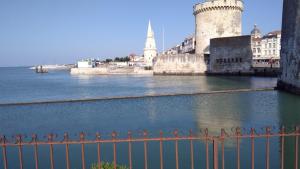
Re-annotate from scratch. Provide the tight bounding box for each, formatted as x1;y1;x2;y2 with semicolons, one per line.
144;20;157;66
147;20;153;37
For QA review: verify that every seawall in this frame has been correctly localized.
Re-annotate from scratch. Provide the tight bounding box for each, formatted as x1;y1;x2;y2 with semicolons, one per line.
70;67;153;75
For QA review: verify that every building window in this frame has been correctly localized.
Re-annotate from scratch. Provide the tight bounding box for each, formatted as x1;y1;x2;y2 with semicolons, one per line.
258;48;261;53
273;50;276;55
240;58;242;62
273;43;276;48
253;48;256;53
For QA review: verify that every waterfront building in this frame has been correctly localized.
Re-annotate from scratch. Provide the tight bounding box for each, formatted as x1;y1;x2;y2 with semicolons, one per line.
193;0;244;72
251;25;281;68
278;0;300;94
77;59;96;68
144;21;157;67
164;35;196;55
182;36;196;54
165;45;182;55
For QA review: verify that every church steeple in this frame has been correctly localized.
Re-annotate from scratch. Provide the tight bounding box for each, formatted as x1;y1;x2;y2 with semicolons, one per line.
147;21;154;38
144;20;157;66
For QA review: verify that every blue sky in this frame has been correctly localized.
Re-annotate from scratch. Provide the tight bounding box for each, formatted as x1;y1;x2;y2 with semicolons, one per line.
0;0;283;67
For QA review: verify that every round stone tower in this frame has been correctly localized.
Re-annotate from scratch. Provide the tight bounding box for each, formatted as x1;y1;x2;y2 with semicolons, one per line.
193;0;244;70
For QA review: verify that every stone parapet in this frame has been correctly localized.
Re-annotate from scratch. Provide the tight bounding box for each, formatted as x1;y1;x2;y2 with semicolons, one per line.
193;0;243;15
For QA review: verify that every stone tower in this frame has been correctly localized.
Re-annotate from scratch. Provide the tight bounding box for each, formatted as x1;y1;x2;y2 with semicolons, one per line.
277;0;300;94
193;0;244;72
144;20;157;67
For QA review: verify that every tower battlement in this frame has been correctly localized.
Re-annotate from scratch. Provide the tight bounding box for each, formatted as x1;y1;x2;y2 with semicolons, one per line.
193;0;243;15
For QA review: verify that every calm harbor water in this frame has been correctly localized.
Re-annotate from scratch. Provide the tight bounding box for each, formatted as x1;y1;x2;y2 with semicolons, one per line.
0;67;277;104
0;67;299;169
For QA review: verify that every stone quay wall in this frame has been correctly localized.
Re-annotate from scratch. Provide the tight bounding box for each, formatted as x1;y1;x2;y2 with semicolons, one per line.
153;54;207;75
208;35;253;74
70;67;153;75
277;0;300;94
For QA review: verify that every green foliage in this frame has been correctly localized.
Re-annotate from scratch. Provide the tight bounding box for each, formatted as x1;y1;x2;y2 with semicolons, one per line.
114;56;130;62
105;59;113;63
90;162;129;169
144;66;153;70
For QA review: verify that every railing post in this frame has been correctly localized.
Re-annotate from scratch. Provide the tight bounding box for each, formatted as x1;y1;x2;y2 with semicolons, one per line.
143;130;148;169
96;133;101;169
112;131;117;169
16;134;24;169
128;131;132;169
64;133;70;169
213;138;219;169
266;127;271;169
250;128;255;169
174;130;179;169
80;132;86;169
1;135;8;169
159;131;164;169
32;134;39;169
236;128;241;169
221;129;225;169
205;129;209;169
189;130;194;169
48;134;55;169
280;126;285;169
295;126;299;169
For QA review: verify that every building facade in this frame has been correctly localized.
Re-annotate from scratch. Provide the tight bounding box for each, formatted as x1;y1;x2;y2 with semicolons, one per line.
144;21;157;67
77;59;96;68
251;25;281;68
193;0;244;72
165;36;196;55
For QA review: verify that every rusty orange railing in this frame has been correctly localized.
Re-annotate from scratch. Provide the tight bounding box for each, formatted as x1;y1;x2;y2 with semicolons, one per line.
0;126;299;169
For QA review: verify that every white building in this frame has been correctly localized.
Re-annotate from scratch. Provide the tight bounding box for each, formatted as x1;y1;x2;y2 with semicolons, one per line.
182;36;196;54
251;25;281;67
77;59;96;68
144;21;157;67
251;25;263;59
164;35;196;55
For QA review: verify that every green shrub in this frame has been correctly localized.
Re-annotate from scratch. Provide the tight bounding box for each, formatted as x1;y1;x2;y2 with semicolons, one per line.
91;162;129;169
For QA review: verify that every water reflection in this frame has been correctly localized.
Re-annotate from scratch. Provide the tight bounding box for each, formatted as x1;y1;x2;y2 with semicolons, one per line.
277;92;300;169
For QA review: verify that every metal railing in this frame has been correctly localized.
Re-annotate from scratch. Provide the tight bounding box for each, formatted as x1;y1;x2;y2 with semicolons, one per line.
0;126;299;169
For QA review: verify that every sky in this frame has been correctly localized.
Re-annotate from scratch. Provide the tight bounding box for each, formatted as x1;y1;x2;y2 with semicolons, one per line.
0;0;283;67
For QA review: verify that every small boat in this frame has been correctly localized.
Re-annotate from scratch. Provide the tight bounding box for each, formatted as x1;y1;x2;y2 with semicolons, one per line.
35;66;48;73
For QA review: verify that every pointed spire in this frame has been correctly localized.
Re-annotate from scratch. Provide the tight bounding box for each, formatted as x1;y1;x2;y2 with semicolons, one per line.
147;20;153;37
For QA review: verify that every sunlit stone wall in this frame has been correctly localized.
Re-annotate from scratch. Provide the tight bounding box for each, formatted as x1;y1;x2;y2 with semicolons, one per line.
209;35;253;74
153;54;207;75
